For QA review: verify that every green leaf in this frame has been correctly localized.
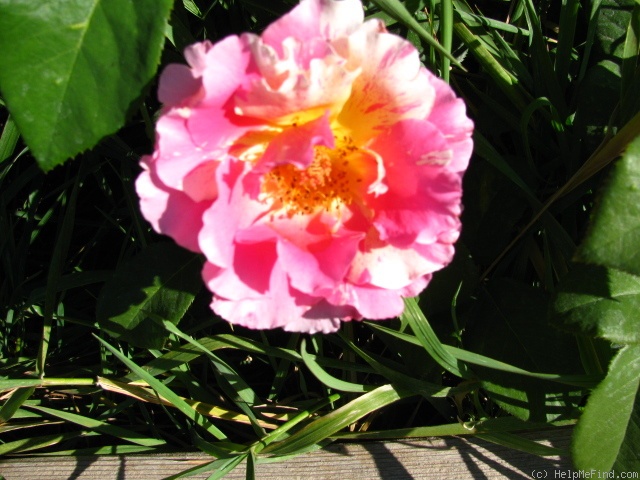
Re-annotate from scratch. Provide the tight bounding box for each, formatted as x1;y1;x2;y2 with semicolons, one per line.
572;344;640;473
620;0;640;123
452;22;529;112
574;0;636;152
553;263;640;344
96;242;203;349
578;136;640;276
0;0;173;170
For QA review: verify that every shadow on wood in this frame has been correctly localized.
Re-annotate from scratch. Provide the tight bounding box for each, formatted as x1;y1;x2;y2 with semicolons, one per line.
0;427;574;479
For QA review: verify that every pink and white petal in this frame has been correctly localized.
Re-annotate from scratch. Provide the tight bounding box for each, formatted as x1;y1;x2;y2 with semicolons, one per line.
368;119;450;197
261;0;364;55
427;76;474;173
348;242;437;290
182;161;219;203
283;314;343;334
136;163;208;253
247;35;333;83
277;229;363;294
337;30;435;143
303;299;359;322
199;159;267;268
198;35;253;108
211;260;337;332
214;294;342;333
371;174;462;246
399;275;431;298
412;238;458;272
428;74;475;138
343;284;406;320
153;111;218;192
371;188;462;247
155;37;254;192
186;35;259;148
203;242;275;300
235;40;357;122
184;40;214;76
254;112;335;173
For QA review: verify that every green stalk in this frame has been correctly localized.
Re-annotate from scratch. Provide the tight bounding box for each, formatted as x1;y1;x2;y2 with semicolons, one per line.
453;22;529;111
0;378;96;390
440;0;453;82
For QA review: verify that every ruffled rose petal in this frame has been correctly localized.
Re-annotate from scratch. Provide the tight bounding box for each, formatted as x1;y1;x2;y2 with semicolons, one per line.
261;0;364;55
136;160;207;253
337;22;435;143
209;259;342;334
235;35;358;123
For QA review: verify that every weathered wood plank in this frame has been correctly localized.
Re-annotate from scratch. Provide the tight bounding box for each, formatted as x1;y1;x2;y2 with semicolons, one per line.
0;428;574;479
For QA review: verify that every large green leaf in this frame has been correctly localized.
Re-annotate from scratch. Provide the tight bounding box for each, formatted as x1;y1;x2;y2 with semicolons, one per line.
0;0;173;170
572;344;640;473
578;136;640;276
96;242;203;349
551;137;640;473
574;0;636;152
554;263;640;344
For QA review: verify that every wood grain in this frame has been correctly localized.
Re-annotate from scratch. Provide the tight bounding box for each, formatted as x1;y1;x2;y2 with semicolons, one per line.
0;428;574;479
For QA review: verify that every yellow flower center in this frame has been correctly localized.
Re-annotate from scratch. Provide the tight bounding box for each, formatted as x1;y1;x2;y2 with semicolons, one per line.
263;140;362;216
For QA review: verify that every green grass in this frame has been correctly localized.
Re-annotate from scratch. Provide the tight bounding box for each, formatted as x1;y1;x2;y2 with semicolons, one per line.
1;0;639;477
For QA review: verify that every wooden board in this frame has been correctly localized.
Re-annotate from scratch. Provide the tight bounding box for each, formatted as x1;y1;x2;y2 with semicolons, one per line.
0;428;574;479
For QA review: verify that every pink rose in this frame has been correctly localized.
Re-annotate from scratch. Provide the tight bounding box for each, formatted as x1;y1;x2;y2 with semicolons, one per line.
136;0;473;333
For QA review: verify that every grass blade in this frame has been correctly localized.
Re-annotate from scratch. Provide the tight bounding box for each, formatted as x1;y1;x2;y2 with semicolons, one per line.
338;332;453;397
24;405;166;447
38;169;81;377
0;115;20;164
371;0;462;68
401;297;472;379
477;432;565;456
441;0;453;82
0;432;88;455
0;387;35;423
253;394;341;453
94;335;230;444
158;319;266;437
555;0;580;91
366;322;602;387
453;21;529;111
97;377;290;429
262;384;412;456
300;338;375;393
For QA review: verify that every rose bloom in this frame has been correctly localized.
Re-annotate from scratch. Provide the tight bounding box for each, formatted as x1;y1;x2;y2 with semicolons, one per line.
136;0;473;333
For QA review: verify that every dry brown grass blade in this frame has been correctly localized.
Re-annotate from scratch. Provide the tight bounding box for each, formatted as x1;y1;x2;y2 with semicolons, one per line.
96;377;294;430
